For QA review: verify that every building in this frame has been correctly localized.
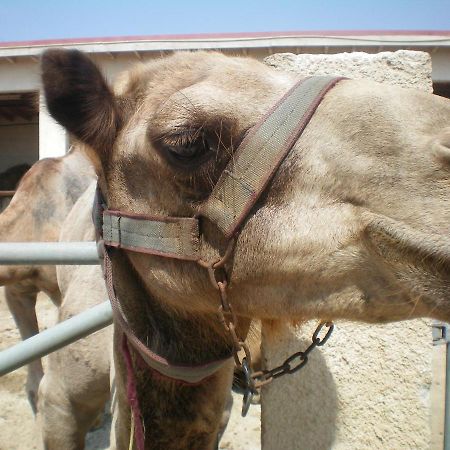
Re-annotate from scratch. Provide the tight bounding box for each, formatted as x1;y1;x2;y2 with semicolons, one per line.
0;30;449;173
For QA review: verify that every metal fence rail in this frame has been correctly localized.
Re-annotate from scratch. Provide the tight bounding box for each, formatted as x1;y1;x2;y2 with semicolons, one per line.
0;241;107;376
0;242;99;265
0;301;112;376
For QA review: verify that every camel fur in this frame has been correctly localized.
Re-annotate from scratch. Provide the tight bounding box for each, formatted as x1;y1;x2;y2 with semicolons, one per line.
41;49;450;449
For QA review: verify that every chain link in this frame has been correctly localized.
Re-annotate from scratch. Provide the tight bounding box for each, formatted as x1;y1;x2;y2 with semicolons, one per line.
251;321;334;385
199;242;334;417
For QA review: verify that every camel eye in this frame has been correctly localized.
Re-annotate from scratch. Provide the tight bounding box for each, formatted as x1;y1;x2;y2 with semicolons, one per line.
164;134;213;166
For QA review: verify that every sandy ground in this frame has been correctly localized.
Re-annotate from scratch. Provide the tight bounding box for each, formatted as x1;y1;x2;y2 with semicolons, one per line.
0;288;260;450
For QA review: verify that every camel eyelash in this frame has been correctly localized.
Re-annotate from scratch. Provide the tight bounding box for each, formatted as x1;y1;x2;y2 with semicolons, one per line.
152;125;203;147
165;132;200;148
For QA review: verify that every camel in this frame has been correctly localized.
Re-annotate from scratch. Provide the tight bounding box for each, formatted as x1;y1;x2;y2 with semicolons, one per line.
0;148;95;411
41;49;450;449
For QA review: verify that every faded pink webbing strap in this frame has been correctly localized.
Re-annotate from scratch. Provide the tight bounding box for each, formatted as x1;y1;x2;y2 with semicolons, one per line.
122;334;145;450
201;76;345;238
103;250;232;384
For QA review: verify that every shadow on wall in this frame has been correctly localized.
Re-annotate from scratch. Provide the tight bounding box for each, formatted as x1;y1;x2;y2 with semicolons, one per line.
261;325;338;450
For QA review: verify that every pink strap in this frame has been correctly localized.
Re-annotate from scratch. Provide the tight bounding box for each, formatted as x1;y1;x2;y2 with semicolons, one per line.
122;334;145;450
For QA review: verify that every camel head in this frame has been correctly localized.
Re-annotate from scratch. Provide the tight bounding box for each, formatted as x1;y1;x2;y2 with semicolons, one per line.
41;49;450;325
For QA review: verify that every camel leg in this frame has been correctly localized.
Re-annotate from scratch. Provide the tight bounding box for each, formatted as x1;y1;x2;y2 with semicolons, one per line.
39;371;108;450
5;284;43;413
38;323;111;450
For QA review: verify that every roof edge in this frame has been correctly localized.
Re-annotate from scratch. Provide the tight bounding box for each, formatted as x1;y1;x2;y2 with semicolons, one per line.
1;30;449;49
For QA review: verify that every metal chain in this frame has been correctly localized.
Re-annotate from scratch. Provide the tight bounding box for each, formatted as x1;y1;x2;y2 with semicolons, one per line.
250;321;334;385
199;244;334;417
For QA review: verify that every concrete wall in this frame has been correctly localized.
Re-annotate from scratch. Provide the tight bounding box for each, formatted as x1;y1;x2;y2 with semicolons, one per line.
261;50;438;450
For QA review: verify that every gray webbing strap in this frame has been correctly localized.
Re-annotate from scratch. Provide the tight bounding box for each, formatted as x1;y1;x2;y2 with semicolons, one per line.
102;211;200;261
201;76;344;238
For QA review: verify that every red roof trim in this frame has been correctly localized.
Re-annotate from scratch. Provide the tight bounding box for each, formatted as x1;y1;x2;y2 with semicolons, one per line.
1;30;449;48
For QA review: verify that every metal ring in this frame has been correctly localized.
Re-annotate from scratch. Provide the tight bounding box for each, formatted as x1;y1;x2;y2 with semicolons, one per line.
242;388;253;417
241;358;253;388
241;358;256;417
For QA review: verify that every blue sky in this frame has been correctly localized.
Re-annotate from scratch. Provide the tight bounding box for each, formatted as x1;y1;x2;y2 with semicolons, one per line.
0;0;448;42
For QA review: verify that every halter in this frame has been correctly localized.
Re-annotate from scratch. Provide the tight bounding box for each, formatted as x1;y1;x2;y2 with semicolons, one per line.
99;76;344;258
94;75;343;447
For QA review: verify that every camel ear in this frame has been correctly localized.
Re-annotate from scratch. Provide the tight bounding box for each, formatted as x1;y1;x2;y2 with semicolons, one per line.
41;49;121;153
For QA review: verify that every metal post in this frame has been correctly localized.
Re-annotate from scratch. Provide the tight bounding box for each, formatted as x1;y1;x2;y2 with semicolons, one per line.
432;322;450;450
0;301;112;376
445;339;450;450
0;241;99;265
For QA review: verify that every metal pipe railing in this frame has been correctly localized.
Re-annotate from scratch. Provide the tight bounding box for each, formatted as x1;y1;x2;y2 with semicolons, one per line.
0;242;99;265
0;301;113;376
445;337;450;450
432;322;450;450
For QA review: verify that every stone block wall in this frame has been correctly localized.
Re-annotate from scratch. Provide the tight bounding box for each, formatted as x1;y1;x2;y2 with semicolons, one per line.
261;50;438;450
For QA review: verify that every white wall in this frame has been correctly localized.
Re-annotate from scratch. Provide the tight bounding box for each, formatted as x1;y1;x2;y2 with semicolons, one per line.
0;59;40;92
431;50;450;82
38;95;67;159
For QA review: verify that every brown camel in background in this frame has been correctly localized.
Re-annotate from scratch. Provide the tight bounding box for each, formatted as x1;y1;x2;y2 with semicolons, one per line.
0;148;95;411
